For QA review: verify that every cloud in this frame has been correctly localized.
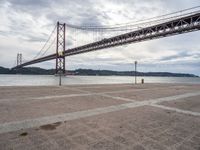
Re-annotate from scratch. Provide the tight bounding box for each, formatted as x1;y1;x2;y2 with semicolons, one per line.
158;51;199;61
0;0;200;75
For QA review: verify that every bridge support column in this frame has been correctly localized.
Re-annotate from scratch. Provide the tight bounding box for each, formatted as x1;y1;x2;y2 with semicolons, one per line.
56;22;66;75
17;53;22;66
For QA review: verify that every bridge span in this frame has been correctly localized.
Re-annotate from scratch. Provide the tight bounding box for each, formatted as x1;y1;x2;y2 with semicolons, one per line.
13;11;200;73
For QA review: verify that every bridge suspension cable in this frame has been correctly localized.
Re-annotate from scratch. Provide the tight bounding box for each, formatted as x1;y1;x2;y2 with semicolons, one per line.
20;25;57;65
13;5;200;69
63;5;200;50
40;36;57;57
65;5;200;31
32;24;57;60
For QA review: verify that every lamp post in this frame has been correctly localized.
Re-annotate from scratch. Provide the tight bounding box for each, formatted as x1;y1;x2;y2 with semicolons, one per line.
59;69;62;86
135;61;137;84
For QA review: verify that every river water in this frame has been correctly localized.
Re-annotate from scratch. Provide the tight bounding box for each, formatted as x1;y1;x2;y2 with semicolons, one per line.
0;75;200;86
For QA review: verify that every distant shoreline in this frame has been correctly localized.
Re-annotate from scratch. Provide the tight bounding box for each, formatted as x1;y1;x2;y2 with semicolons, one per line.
0;66;198;77
0;74;199;78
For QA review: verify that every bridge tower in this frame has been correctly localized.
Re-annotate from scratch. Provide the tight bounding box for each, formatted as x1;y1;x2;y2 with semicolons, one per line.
55;22;66;75
17;53;22;66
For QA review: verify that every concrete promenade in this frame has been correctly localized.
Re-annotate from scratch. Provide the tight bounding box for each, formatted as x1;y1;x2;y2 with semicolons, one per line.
0;83;200;149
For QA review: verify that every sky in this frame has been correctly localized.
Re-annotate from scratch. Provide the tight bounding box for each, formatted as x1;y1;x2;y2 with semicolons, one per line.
0;0;200;75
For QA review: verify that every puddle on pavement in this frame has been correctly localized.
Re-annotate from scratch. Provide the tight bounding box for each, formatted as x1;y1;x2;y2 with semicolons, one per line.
40;122;62;131
20;132;28;136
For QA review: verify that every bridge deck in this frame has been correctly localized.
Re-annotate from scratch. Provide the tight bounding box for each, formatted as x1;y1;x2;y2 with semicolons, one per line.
0;83;200;149
13;12;200;69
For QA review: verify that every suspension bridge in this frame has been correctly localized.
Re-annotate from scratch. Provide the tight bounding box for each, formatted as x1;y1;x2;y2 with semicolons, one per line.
13;6;200;74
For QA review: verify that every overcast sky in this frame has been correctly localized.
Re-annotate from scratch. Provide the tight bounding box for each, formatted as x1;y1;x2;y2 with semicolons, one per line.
0;0;200;75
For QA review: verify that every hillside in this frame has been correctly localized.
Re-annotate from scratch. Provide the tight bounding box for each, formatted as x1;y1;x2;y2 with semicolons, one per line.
0;67;198;77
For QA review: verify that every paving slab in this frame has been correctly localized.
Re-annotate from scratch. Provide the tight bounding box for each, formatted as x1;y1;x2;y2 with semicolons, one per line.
0;83;199;150
0;94;127;123
72;83;178;93
0;106;199;150
0;86;87;100
105;85;200;101
160;95;200;113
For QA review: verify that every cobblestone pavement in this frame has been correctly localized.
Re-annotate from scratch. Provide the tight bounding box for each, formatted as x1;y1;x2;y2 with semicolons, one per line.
0;83;200;150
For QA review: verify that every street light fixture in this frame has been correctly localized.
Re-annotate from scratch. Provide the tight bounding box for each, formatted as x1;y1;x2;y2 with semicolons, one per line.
135;61;137;84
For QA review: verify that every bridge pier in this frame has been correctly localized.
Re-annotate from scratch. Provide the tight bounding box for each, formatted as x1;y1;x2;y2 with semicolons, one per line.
17;53;22;66
55;22;66;75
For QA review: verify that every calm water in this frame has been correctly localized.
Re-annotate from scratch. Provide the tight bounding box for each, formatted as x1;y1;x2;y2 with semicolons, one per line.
0;75;200;86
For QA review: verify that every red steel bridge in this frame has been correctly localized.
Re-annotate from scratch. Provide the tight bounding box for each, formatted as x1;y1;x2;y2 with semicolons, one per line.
13;7;200;74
